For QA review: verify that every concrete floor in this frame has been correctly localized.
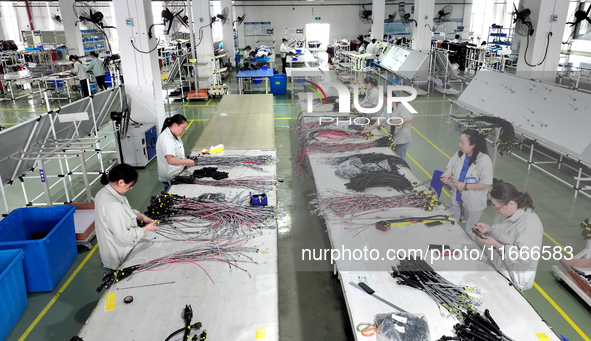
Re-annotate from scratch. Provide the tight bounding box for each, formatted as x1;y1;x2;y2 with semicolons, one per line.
1;66;591;341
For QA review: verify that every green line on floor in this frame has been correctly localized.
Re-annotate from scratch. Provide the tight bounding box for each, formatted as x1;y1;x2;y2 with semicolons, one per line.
18;244;99;341
533;282;590;341
274;117;291;120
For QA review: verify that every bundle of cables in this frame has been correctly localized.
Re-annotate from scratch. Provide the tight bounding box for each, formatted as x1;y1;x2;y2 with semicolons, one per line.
297;124;365;147
324;152;410;171
297;135;396;176
97;237;265;291
192;167;228;180
437;310;515;341
450;114;516;155
188;154;276;171
311;189;441;220
345;171;414;192
145;193;279;235
580;217;591;240
171;176;276;192
391;257;481;321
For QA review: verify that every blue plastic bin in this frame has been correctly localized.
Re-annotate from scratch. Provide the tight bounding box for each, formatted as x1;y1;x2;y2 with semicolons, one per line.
0;206;77;292
270;74;287;95
0;249;27;341
253;78;262;84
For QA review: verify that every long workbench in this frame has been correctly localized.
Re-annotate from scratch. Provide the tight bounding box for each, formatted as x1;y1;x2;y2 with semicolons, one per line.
191;94;275;152
301;124;561;340
79;95;278;340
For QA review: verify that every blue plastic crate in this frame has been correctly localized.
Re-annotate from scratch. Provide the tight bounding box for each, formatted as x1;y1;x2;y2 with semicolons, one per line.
270;74;287;95
0;249;27;341
0;206;77;292
253;77;262;84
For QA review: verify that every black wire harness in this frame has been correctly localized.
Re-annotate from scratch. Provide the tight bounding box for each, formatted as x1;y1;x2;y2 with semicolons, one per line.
450;115;516;155
437;310;515;341
391;257;481;321
345;171;414;192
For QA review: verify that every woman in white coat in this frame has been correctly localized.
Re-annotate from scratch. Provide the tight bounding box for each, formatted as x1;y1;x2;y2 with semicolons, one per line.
95;164;159;271
473;182;543;290
156;114;195;192
441;129;493;234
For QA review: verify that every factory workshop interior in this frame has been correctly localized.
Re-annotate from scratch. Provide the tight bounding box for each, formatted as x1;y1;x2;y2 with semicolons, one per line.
2;0;591;340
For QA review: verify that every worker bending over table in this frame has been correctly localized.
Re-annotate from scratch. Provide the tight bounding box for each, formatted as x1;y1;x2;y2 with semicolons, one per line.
95;164;159;271
473;181;543;291
156;114;195;192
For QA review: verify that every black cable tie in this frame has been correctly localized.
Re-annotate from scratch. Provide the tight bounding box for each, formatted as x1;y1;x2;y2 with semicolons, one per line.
26;202;33;207
18;176;24;182
95;149;101;152
58;174;65;178
68;171;73;175
7;180;13;185
36;116;42;122
1;214;7;217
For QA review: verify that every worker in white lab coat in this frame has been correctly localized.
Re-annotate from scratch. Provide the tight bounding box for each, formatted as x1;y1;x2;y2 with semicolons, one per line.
95;164;159;270
280;38;290;74
473;182;543;291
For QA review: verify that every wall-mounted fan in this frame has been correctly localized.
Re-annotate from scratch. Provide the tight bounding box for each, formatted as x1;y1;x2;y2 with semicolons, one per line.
512;3;552;67
431;5;452;32
73;2;115;51
512;4;534;36
149;2;189;39
51;13;63;25
234;14;246;27
74;3;115;30
566;4;591;39
399;3;417;28
214;7;230;25
360;4;373;25
385;12;397;23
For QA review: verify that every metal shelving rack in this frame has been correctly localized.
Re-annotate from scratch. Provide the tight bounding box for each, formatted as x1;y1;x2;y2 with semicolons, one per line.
81;29;106;56
487;25;512;47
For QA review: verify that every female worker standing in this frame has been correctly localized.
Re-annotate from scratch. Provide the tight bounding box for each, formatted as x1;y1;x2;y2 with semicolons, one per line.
156;114;195;192
69;55;89;98
473;182;543;290
441;129;493;233
87;51;107;91
95;164;159;271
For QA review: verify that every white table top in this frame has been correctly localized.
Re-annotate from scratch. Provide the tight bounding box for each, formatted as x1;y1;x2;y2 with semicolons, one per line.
78;150;279;340
304;141;560;340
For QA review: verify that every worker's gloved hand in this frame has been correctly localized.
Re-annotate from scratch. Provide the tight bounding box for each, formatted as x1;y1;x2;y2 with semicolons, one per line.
185;159;196;167
143;221;159;232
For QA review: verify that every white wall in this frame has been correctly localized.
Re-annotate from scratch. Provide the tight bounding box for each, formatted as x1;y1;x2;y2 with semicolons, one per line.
233;1;471;53
234;4;369;52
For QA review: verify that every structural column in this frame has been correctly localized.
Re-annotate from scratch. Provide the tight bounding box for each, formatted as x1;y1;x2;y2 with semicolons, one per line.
461;2;472;41
0;6;8;41
515;0;569;82
412;0;435;52
371;0;385;40
192;0;215;88
220;0;236;65
113;0;165;128
59;0;84;55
